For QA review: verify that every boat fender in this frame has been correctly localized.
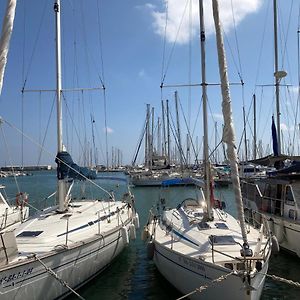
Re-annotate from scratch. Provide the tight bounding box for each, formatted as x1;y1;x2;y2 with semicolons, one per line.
147;241;155;259
276;221;286;244
129;223;136;240
268;218;275;235
121;226;129;245
271;235;280;254
133;213;140;229
141;226;150;241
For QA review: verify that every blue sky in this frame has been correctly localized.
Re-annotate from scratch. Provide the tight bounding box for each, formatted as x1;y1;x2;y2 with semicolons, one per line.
0;0;299;167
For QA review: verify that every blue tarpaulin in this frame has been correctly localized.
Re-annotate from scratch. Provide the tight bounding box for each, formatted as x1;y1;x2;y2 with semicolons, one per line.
55;151;97;180
161;177;204;187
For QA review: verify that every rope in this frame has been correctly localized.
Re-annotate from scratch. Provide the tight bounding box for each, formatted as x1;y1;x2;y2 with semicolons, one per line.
176;271;235;300
266;273;300;288
34;255;85;300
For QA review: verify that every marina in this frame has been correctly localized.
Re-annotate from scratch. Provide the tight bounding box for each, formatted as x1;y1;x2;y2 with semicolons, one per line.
0;171;299;299
0;0;300;299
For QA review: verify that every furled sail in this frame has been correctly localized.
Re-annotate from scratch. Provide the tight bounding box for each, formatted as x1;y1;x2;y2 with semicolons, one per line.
0;0;17;95
56;151;97;180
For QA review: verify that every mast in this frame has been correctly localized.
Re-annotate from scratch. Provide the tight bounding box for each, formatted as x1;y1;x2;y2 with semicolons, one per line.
253;94;257;159
54;0;66;212
243;106;248;161
0;0;17;95
166;99;171;165
150;107;154;170
273;0;281;155
212;0;249;247
199;0;212;219
145;104;150;168
175;91;183;172
161;100;167;158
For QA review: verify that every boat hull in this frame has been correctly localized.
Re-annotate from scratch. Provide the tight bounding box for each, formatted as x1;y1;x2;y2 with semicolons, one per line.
153;242;267;300
0;222;131;300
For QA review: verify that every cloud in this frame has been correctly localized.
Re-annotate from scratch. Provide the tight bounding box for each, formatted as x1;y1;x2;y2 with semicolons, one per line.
211;113;223;120
104;127;114;134
146;0;262;44
138;69;146;77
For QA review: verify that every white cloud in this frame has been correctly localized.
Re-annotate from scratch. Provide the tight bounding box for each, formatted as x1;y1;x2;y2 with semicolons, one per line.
138;69;146;77
104;127;114;134
211;112;223;120
146;0;262;44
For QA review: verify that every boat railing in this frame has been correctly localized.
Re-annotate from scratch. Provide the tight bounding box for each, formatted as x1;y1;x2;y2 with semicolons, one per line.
241;181;283;215
210;232;271;272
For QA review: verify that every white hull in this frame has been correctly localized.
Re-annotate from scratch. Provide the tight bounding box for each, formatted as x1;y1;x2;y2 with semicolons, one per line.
0;223;129;299
0;199;136;299
154;242;267;300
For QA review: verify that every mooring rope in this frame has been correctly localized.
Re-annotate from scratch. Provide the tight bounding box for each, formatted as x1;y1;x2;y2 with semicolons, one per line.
176;271;235;300
266;273;300;288
34;255;85;300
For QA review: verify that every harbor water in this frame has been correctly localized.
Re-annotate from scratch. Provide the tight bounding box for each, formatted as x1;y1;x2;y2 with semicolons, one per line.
1;171;300;300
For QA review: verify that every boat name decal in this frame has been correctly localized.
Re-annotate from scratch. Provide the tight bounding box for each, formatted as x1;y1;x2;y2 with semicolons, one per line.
0;267;33;285
178;256;206;274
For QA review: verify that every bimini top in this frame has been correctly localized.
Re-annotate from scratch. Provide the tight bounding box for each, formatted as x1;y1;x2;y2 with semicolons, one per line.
161;177;205;187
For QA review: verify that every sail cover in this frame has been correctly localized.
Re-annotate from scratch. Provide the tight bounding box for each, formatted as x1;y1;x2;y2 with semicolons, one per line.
55;151;97;180
0;0;17;95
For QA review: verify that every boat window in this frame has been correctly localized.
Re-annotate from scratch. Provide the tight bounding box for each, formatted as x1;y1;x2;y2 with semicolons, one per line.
264;184;277;199
17;231;43;237
197;222;210;230
291;184;300;208
285;186;295;206
209;235;236;245
214;223;228;229
288;209;297;220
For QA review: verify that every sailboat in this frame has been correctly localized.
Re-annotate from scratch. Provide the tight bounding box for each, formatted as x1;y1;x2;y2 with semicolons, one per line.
241;0;300;258
0;1;138;299
144;1;272;299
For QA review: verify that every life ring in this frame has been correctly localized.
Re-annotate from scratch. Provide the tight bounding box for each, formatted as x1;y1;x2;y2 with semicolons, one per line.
16;192;29;207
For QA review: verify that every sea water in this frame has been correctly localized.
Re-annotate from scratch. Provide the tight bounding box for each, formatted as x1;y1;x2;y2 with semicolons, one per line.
1;171;299;300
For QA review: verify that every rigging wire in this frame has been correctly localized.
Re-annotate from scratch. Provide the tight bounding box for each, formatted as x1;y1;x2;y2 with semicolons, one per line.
21;1;48;91
37;94;56;166
160;0;190;88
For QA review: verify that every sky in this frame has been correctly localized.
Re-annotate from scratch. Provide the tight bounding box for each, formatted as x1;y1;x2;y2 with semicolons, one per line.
0;0;299;167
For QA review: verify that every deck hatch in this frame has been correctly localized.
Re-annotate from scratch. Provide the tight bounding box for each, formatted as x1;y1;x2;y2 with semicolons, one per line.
17;231;43;237
209;235;236;245
197;222;210;230
214;223;228;229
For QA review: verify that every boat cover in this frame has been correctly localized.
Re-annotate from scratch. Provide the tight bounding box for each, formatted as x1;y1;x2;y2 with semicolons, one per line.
55;151;97;180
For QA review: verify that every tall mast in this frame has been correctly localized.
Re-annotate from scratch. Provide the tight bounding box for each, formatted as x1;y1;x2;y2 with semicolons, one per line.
161;100;167;158
166;99;171;165
253;94;257;159
212;0;248;247
273;0;281;155
199;0;212;219
145;104;150;168
243;106;248;161
175;91;183;172
54;0;65;212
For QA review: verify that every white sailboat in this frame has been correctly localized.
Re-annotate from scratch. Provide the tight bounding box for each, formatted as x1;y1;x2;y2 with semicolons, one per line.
0;1;138;299
144;1;272;299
